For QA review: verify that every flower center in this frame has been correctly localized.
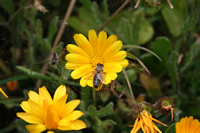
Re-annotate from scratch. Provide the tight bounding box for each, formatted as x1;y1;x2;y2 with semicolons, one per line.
45;105;60;129
90;55;104;67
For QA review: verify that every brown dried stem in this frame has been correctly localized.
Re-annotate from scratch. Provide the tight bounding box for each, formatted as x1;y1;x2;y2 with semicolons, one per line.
97;0;131;33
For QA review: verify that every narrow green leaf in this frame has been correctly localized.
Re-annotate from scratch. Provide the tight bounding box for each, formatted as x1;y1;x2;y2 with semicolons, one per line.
47;16;59;42
16;66;51;81
0;75;30;85
123;45;162;61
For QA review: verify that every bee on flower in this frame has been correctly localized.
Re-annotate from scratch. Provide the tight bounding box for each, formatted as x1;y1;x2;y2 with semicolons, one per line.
65;29;128;90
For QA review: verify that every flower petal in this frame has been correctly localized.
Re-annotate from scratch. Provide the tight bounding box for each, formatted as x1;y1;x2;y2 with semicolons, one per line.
106;35;117;47
16;113;43;124
88;29;97;52
58;120;86;130
105;51;127;62
66;44;90;58
104;62;123;73
71;64;91;79
65;53;90;64
80;77;87;87
20;101;32;113
25;124;46;133
53;85;67;103
28;99;43;120
0;88;8;98
28;91;40;104
63;110;84;121
60;100;80;118
65;62;83;70
74;34;95;56
54;95;68;115
118;60;129;67
39;86;53;105
102;40;122;59
97;31;107;56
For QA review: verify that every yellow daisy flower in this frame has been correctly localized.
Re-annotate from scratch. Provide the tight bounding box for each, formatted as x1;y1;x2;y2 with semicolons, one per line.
0;88;8;98
129;110;167;133
176;116;200;133
16;85;86;133
65;29;128;90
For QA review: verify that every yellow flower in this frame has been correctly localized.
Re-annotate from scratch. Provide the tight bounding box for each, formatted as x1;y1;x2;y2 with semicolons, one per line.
16;85;86;133
65;29;128;90
129;110;167;133
0;88;8;98
176;116;200;133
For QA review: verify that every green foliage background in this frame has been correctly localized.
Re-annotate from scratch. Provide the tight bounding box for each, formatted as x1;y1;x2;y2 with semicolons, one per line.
0;0;199;133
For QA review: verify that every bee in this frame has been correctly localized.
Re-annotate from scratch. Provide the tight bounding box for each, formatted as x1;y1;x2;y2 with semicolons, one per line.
93;63;105;90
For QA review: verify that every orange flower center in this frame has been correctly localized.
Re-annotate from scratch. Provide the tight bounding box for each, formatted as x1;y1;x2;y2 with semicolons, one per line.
90;55;104;67
45;105;60;129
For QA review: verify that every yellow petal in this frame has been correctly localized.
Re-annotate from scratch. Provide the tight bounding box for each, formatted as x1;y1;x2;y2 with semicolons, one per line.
54;95;68;115
25;124;46;133
39;86;53;105
16;112;43;124
87;78;93;87
60;100;80;118
28;91;40;104
104;74;111;85
104;62;123;73
63;110;84;121
66;44;90;58
20;101;32;113
104;51;127;62
65;62;83;70
97;31;107;56
102;40;122;59
118;59;129;67
58;120;86;130
190;119;200;132
28;99;43;120
65;53;90;64
80;77;87;87
106;72;117;81
71;64;91;79
0;88;8;98
74;34;95;56
47;131;54;133
88;29;97;52
106;35;117;47
53;85;67;103
175;122;181;133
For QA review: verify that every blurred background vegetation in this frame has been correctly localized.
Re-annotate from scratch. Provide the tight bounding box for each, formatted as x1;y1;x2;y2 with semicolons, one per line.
0;0;199;132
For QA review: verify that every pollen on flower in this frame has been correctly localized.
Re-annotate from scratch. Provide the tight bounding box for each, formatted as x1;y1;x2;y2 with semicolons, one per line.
90;55;104;67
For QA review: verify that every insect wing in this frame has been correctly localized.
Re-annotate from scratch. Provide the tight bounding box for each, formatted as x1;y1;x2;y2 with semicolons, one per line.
97;72;106;84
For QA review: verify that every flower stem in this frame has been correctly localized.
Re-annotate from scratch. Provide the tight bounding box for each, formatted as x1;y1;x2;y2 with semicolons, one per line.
97;0;131;33
123;68;135;102
92;88;96;106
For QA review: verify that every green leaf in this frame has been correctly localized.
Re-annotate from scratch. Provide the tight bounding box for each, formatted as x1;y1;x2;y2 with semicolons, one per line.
47;16;59;42
16;66;51;81
88;105;97;119
0;0;15;16
151;37;172;63
97;102;114;118
81;86;91;108
0;75;30;85
138;20;154;44
162;7;184;37
165;123;176;133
